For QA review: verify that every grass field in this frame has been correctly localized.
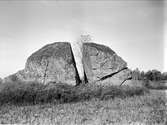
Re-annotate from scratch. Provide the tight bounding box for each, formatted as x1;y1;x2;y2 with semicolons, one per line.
0;81;166;125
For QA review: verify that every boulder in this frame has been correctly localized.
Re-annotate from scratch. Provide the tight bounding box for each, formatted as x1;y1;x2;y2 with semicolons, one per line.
5;42;131;86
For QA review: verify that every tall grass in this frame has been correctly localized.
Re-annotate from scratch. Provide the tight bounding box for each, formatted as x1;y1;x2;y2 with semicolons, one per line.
0;81;166;124
0;81;149;105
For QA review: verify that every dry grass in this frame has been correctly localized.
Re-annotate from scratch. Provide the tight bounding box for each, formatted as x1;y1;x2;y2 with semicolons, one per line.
0;81;166;125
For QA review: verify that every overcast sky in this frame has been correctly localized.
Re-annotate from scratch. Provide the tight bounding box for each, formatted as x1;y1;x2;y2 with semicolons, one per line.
0;0;166;78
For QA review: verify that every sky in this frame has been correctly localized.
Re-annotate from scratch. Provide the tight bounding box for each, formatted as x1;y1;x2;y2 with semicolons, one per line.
0;0;166;78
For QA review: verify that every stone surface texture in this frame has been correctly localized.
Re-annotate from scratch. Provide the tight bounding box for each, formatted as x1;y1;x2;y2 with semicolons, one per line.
4;42;131;85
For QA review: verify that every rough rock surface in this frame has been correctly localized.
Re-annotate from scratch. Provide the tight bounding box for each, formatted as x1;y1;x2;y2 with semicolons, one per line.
5;42;131;85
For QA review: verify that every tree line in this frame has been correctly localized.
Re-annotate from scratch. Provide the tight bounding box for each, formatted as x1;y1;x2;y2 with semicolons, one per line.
131;68;167;81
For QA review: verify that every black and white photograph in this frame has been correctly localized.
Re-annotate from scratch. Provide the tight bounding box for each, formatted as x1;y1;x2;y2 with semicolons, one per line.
0;0;166;124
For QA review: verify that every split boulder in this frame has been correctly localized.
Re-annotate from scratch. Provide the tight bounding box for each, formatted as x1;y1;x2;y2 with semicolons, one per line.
5;42;131;86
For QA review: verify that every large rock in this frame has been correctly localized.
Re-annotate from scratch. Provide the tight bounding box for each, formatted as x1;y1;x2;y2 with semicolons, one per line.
5;42;131;85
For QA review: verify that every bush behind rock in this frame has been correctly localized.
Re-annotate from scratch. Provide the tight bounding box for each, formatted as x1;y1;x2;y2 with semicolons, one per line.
0;81;149;105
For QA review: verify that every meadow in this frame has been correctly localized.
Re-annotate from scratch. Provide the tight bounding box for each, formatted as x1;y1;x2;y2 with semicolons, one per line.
0;81;166;125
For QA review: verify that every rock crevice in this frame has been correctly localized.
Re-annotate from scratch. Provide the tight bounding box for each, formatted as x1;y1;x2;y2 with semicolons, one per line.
99;67;128;81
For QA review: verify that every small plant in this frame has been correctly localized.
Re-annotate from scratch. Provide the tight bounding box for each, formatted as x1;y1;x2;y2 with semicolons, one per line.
9;74;19;82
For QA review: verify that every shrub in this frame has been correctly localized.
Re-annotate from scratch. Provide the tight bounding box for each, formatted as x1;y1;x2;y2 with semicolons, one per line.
8;74;19;82
0;81;149;105
100;86;149;100
0;78;2;84
0;81;45;105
